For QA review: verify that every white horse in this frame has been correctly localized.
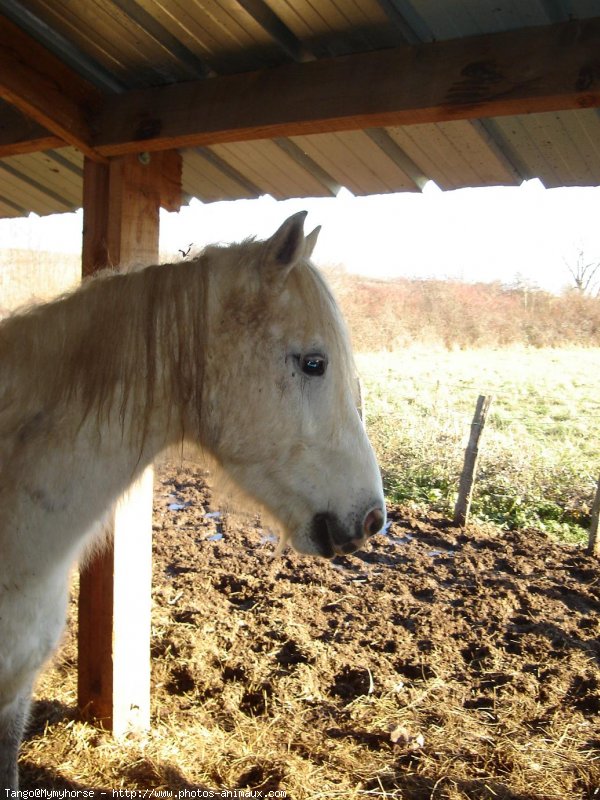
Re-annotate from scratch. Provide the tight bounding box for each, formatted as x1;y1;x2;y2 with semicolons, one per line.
0;212;385;788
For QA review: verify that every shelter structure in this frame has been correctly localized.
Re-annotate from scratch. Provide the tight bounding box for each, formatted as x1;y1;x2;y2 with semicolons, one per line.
1;0;600;735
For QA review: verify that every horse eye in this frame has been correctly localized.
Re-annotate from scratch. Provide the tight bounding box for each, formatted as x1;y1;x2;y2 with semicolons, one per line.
301;353;327;377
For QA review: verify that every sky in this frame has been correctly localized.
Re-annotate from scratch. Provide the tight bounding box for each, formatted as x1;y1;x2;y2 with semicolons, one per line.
2;179;600;294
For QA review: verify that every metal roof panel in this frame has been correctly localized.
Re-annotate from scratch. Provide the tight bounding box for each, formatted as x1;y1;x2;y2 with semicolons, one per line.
267;0;402;55
488;109;600;188
17;0;290;87
0;194;25;217
207;139;334;198
408;0;585;40
385;120;521;190
182;147;259;202
19;149;83;203
289;130;419;194
0;149;81;214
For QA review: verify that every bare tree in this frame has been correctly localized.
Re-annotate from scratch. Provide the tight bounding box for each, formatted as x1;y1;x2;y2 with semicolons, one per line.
564;248;600;296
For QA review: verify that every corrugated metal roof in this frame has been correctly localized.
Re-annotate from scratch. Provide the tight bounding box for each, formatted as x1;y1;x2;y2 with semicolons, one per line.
0;148;82;216
206;138;335;199
289;130;420;194
384;119;522;190
0;0;599;218
486;110;600;187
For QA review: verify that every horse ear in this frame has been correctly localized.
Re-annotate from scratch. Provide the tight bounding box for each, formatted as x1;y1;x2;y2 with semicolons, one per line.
304;225;321;260
264;211;308;278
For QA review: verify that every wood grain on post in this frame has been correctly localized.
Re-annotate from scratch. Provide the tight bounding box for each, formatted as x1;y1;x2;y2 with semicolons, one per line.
453;395;493;528
588;476;600;557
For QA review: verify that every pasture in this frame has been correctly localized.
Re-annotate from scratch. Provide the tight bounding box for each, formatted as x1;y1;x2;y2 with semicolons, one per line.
358;346;600;543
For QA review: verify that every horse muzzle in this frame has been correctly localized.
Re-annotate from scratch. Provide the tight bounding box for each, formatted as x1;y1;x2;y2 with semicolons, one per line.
310;506;386;558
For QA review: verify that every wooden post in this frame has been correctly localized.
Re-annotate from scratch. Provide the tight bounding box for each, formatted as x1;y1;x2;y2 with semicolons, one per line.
453;395;493;528
78;151;181;735
588;476;600;557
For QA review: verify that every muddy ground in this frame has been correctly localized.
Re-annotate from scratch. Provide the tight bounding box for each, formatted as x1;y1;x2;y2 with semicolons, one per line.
21;461;600;799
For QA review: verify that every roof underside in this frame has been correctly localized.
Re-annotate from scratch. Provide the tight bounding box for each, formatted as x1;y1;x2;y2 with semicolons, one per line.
1;0;600;218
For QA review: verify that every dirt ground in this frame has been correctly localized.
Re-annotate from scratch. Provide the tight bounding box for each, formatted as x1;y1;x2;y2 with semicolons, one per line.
20;461;600;799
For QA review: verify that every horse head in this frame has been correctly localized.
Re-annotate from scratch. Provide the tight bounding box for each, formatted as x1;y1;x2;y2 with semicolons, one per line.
201;212;386;557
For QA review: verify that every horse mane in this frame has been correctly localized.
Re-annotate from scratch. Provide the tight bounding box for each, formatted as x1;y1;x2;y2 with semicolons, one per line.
0;256;209;447
0;240;356;450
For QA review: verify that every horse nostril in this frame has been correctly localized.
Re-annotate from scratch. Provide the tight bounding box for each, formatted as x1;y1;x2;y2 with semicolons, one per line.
363;507;385;537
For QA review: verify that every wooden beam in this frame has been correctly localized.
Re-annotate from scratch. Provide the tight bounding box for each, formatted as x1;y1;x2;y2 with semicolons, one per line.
4;16;600;160
93;17;600;156
0;102;62;157
78;151;180;734
0;15;104;161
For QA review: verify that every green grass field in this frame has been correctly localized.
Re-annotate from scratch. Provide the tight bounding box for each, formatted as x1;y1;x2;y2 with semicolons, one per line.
357;346;600;543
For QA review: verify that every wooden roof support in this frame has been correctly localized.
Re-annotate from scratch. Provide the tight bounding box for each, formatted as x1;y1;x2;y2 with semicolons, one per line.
78;151;182;735
0;103;62;157
2;15;600;160
93;16;600;156
0;15;105;161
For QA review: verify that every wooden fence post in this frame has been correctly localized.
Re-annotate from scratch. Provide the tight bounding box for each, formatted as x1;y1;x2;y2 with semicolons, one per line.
453;395;493;527
588;476;600;557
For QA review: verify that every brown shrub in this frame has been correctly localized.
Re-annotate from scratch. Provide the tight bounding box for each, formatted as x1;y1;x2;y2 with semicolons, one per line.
325;267;600;351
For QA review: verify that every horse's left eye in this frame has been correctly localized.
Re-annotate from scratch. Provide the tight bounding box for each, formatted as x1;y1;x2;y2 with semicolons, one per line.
300;353;327;377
